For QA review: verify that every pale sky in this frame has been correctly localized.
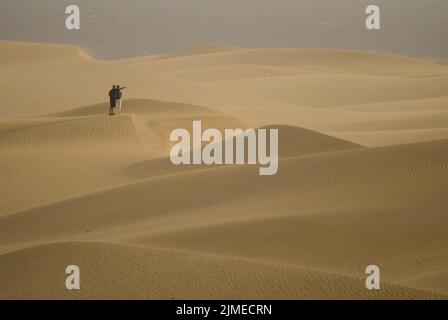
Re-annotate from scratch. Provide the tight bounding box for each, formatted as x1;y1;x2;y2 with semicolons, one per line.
1;0;447;58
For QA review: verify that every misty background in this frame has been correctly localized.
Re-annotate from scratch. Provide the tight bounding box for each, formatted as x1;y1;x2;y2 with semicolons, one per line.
0;0;447;59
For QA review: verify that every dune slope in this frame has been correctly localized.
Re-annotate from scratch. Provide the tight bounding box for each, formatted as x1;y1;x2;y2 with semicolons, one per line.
1;242;446;300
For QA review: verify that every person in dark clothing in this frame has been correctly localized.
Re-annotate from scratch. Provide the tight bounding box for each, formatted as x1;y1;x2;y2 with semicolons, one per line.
108;85;118;115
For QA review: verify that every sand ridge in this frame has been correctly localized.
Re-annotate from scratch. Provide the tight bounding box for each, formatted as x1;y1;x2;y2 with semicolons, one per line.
0;41;447;299
1;242;446;300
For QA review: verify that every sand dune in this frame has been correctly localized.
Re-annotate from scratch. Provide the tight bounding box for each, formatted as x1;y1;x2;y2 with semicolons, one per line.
1;137;447;297
0;98;246;215
0;41;447;299
0;41;90;66
158;44;241;60
436;59;448;66
0;116;142;147
260;124;362;156
136;48;448;76
1;242;446;300
2;136;446;239
167;64;330;82
204;74;448;108
2;41;448;147
52;98;219;117
333;128;448;147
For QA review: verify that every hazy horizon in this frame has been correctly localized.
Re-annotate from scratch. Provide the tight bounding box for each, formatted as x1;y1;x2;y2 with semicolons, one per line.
1;0;447;59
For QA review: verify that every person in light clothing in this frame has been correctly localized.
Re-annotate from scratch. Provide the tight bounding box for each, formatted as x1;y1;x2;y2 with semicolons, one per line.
115;85;127;114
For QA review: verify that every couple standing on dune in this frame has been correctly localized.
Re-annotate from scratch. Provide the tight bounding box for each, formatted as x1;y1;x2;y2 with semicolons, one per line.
108;85;127;115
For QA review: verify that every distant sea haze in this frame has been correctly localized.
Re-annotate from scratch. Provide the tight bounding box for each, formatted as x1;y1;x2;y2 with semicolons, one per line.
1;0;447;59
